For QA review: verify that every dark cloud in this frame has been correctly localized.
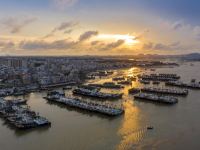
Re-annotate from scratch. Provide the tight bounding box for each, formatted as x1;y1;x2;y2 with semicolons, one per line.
53;21;78;32
19;39;75;50
91;41;100;46
100;39;125;51
154;43;169;50
142;42;153;50
79;31;99;42
43;21;78;38
172;20;184;30
0;17;37;34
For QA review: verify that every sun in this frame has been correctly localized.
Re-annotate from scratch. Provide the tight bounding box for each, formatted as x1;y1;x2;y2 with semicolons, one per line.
97;34;139;46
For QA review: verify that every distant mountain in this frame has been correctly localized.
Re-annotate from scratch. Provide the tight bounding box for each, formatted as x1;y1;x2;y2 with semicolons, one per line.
182;53;200;61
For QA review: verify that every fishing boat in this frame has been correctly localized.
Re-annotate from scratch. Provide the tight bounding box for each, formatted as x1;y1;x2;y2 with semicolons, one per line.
128;88;140;94
141;87;188;96
134;93;178;104
72;87;123;99
46;96;124;116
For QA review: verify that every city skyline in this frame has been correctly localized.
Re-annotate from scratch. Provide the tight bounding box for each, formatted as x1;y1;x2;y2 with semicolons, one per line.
0;0;200;55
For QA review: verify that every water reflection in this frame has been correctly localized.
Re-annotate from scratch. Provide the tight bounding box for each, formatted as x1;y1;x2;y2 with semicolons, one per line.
117;101;147;150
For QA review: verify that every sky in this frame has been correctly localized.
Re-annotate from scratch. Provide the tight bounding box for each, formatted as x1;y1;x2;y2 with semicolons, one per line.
0;0;200;56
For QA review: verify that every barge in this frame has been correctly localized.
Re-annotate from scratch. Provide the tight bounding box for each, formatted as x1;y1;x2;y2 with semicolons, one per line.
141;87;188;96
134;93;178;104
117;80;132;85
72;87;123;99
139;73;180;81
88;82;124;89
112;77;125;81
128;88;140;94
166;81;200;89
139;80;150;84
45;93;124;116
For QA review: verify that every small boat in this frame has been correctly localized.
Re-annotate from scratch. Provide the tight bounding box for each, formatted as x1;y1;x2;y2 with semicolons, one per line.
152;81;160;85
191;79;196;83
128;88;140;94
139;80;150;84
63;86;73;90
147;126;154;130
117;80;132;85
8;99;27;105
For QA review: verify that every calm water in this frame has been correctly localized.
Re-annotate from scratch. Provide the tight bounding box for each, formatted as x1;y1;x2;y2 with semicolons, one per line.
1;62;200;150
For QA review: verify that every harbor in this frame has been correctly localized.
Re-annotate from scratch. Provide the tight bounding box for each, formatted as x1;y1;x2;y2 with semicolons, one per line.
1;62;200;150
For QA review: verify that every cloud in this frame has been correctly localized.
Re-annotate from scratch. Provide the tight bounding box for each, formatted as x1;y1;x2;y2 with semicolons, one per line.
79;31;99;42
135;29;149;40
43;21;78;38
91;41;100;46
0;41;15;49
0;17;37;34
19;39;75;50
172;20;184;30
64;29;73;34
53;0;78;9
53;21;78;32
193;26;200;40
142;41;180;51
142;42;153;50
154;43;169;50
100;39;125;51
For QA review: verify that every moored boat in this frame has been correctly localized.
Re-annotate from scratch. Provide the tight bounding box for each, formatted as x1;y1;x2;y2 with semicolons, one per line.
134;93;178;104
